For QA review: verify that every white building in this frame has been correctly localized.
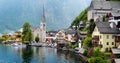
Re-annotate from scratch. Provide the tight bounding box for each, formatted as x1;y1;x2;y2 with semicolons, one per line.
88;0;120;21
31;6;46;42
109;11;120;27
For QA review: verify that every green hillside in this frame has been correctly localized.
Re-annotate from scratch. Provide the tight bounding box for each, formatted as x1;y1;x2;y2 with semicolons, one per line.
71;8;88;26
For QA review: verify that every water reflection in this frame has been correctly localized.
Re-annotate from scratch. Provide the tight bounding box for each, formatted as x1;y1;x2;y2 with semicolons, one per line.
22;46;33;63
57;50;82;63
0;44;83;63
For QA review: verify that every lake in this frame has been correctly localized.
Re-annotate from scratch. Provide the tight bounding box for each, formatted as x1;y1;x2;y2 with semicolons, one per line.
0;44;83;63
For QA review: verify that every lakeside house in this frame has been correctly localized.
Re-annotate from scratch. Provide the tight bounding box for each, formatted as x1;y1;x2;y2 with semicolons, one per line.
64;29;77;45
92;22;120;52
13;31;22;41
55;30;66;48
46;31;57;43
55;28;82;48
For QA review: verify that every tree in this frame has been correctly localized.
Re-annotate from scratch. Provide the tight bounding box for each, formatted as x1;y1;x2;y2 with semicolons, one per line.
35;35;39;43
87;19;95;35
88;47;108;63
88;57;107;63
93;47;102;57
83;37;92;49
83;49;88;56
22;22;33;42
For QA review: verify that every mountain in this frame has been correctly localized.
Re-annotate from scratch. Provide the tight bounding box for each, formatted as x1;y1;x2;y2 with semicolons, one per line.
0;0;91;33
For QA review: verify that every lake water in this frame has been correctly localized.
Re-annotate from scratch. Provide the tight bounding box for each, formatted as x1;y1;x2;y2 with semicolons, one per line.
0;44;83;63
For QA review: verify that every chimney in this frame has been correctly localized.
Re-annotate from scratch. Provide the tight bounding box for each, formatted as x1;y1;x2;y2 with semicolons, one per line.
110;22;116;29
110;22;113;28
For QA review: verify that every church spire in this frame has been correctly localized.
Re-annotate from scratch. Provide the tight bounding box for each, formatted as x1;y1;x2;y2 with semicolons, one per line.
42;4;45;23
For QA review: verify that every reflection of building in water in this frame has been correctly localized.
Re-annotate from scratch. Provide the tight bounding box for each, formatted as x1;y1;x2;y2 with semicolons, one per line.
32;47;46;63
39;48;46;63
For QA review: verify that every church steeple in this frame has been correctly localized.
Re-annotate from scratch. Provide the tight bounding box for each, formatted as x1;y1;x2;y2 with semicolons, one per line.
40;3;46;42
42;4;45;23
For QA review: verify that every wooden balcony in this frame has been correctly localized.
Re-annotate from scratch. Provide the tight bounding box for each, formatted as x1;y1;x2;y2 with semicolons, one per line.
115;36;120;42
92;36;99;41
93;41;103;48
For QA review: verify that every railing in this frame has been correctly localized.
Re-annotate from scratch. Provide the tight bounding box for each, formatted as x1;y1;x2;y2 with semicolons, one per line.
115;36;120;42
92;36;99;41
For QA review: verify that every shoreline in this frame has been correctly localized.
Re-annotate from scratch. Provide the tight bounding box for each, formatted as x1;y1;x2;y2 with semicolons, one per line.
57;47;88;63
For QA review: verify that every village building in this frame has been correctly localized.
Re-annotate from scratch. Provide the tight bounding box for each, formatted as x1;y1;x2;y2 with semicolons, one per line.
55;30;66;42
88;0;120;21
92;22;120;52
46;31;57;43
109;11;120;28
31;6;46;42
13;31;22;41
79;21;86;30
64;29;77;46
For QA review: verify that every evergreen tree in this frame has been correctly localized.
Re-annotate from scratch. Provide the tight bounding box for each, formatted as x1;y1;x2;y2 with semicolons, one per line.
35;35;39;43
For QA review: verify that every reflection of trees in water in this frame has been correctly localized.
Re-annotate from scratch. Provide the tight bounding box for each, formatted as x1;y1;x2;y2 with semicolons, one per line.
22;46;33;63
56;50;82;63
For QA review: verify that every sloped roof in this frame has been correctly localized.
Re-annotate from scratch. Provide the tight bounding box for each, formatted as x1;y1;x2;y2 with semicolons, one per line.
64;29;77;34
90;1;120;10
111;11;120;16
47;31;58;33
114;59;120;63
112;48;120;54
110;1;120;10
95;22;120;34
31;26;40;32
92;1;111;10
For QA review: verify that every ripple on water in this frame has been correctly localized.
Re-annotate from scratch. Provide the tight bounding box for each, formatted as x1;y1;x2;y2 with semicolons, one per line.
0;44;83;63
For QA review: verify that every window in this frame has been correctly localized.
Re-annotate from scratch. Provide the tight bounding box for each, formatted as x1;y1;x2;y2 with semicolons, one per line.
106;35;109;39
112;35;114;39
106;42;109;45
100;35;101;39
112;42;114;45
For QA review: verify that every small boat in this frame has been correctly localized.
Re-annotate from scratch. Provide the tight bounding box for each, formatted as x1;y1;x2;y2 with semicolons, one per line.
11;42;26;47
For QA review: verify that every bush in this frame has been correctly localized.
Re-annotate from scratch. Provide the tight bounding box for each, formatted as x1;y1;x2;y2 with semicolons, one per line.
72;42;78;49
88;57;107;63
93;47;102;57
83;37;92;49
104;53;111;59
83;49;88;56
35;36;39;42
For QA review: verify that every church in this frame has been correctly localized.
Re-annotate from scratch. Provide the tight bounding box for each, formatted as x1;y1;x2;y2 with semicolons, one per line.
31;6;46;42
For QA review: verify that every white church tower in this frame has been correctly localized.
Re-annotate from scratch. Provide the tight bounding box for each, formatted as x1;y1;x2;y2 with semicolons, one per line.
40;5;46;42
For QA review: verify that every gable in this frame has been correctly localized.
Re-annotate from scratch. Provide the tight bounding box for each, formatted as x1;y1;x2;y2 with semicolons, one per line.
92;26;101;37
93;26;100;33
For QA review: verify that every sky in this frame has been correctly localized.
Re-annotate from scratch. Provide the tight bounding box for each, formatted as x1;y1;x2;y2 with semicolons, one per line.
0;0;91;33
